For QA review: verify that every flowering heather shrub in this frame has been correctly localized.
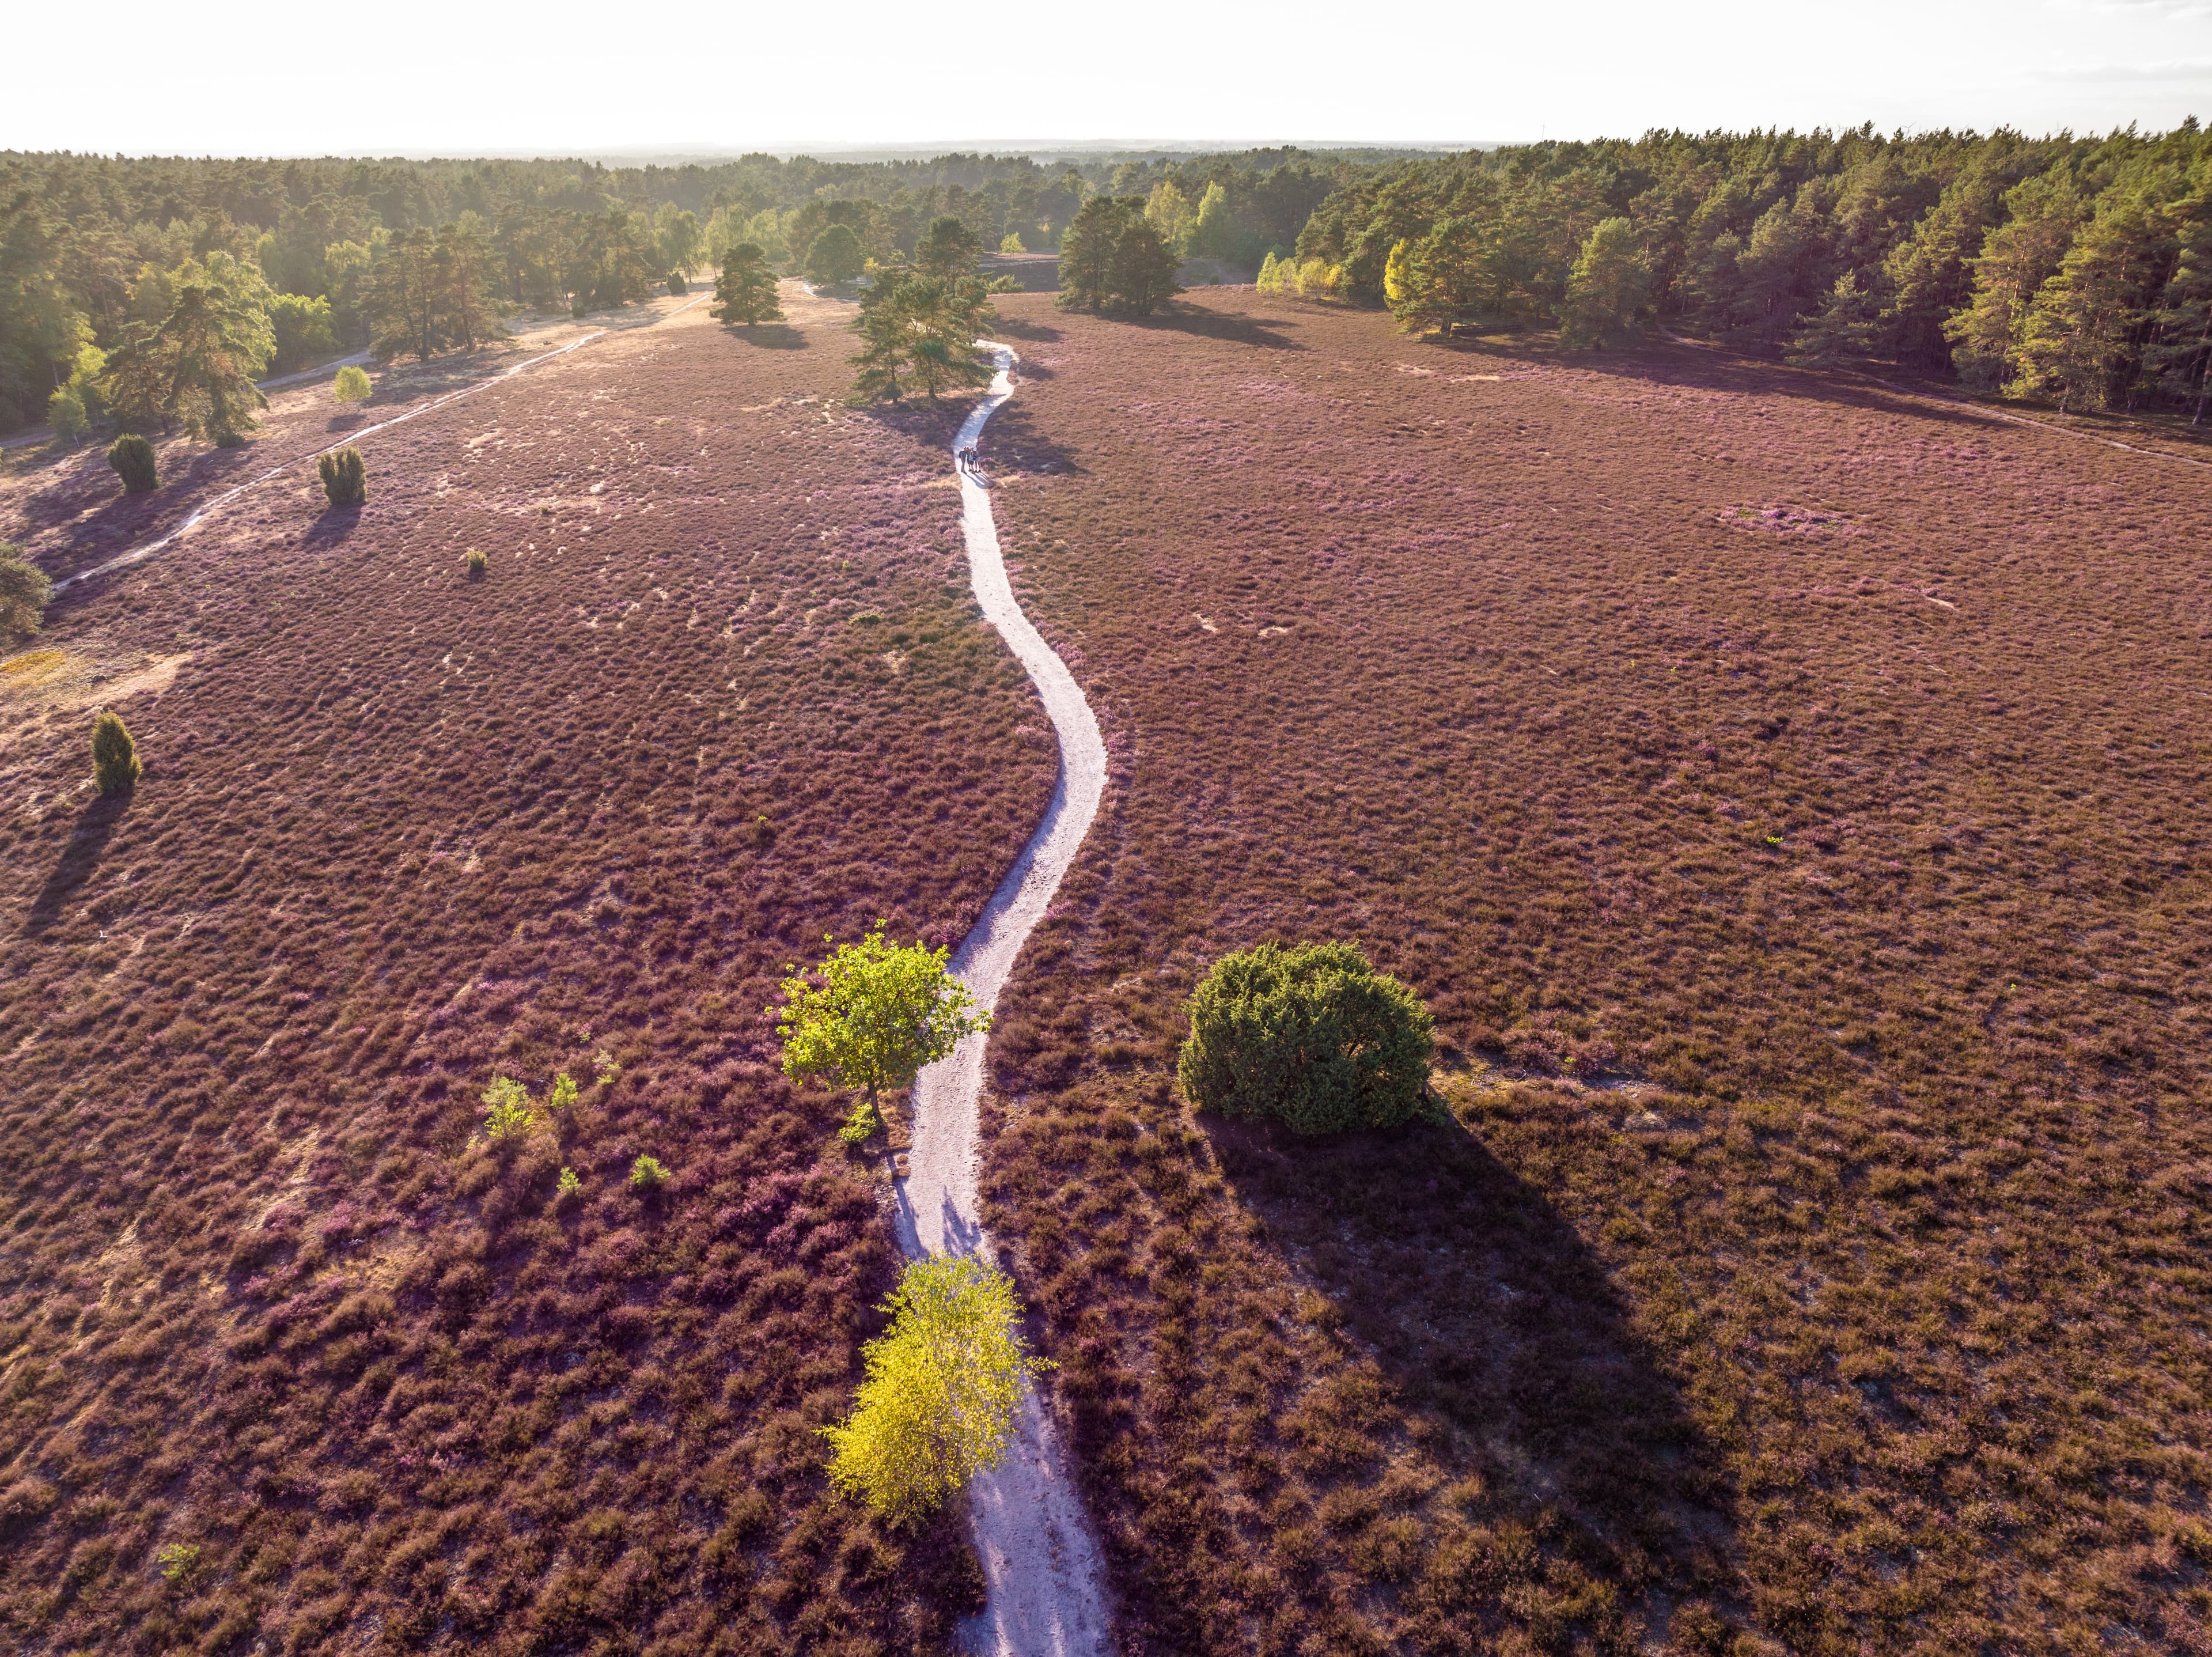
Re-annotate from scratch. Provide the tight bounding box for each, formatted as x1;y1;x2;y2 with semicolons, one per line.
975;289;2212;1655
1178;940;1433;1133
0;290;1047;1653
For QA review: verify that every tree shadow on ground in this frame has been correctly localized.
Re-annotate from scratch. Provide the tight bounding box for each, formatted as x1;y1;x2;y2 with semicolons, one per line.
21;789;131;936
304;504;362;548
1431;331;2017;432
728;323;807;350
1128;305;1306;351
327;410;368;432
994;317;1062;343
972;399;1081;480
1202;1106;1742;1598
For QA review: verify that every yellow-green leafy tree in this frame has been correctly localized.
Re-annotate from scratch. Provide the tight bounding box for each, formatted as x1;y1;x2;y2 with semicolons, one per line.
775;925;988;1138
822;1255;1047;1523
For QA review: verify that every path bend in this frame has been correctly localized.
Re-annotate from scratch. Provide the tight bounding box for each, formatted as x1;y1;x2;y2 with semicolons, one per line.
893;344;1114;1656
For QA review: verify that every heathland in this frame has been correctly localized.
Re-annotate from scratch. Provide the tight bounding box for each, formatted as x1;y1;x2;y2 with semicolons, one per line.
0;286;1056;1652
976;287;2210;1655
1;130;2209;1657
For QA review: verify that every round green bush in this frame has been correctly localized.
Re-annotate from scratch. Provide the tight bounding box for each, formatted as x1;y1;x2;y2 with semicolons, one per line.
332;365;372;404
1177;940;1433;1134
107;433;157;495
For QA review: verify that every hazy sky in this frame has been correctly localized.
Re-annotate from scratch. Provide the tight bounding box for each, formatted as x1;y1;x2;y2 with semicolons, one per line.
8;0;2207;156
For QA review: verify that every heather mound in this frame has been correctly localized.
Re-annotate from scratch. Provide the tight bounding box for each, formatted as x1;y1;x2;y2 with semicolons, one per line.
0;287;1055;1654
975;289;2212;1655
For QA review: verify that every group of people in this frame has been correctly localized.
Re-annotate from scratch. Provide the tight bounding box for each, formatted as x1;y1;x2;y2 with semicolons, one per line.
956;444;982;471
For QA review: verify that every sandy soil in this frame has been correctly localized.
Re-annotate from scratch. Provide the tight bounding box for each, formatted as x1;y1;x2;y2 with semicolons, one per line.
893;346;1113;1657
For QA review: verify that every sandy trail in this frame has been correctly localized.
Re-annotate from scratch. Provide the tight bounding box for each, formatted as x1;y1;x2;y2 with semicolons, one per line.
52;297;708;593
893;345;1113;1656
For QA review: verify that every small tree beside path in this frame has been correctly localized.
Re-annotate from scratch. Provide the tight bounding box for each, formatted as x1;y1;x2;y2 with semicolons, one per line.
776;924;990;1142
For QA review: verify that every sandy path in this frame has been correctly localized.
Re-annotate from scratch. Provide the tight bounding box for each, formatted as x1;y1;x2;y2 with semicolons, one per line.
892;345;1114;1657
51;297;707;593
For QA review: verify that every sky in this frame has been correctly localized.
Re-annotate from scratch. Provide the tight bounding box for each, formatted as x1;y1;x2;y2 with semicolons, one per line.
6;0;2207;156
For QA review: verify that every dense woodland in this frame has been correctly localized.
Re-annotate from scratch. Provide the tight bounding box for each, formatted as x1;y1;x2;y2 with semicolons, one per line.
1291;123;2212;418
0;147;1360;433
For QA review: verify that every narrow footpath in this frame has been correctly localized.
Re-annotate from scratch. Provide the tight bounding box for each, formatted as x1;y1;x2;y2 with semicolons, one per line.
892;345;1115;1656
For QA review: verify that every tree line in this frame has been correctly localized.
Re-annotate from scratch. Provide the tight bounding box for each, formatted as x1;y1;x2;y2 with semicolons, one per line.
1292;122;2212;419
0;145;1392;433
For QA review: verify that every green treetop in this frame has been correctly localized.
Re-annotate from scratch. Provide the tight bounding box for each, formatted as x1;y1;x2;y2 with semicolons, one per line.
713;243;784;326
775;925;990;1137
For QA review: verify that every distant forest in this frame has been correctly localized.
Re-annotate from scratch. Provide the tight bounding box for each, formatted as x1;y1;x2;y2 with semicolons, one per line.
0;147;1353;432
1293;123;2212;419
6;127;2205;434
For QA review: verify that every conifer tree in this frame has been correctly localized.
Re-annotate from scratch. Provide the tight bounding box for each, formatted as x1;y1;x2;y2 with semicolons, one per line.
712;243;783;326
2012;188;2175;412
0;542;52;644
915;215;982;280
1056;196;1127;312
1560;217;1650;349
92;709;139;794
2144;190;2212;423
1945;171;2090;389
100;263;272;445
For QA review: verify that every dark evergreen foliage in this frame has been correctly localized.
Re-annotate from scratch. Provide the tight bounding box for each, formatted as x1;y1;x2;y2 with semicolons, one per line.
90;709;139;794
105;432;156;494
1178;940;1434;1133
317;445;366;507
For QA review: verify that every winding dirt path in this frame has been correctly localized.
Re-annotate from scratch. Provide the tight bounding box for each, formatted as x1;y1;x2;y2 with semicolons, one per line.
892;345;1114;1656
52;297;707;593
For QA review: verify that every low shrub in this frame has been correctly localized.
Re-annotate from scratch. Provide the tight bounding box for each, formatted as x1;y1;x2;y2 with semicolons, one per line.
91;710;140;795
332;365;372;404
1177;940;1433;1133
482;1076;536;1141
0;543;53;644
666;271;688;296
629;1155;669;1191
987;275;1024;294
318;447;366;507
464;548;487;580
107;434;157;495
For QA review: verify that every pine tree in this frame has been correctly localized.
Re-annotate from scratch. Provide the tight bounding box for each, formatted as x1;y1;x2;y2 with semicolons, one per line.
846;270;995;406
437;222;506;353
713;244;783;326
1945;170;2090;390
1109;217;1182;315
2143;190;2212;423
1787;269;1885;366
99;264;272;446
1560;217;1651;349
1056;196;1129;312
2012;188;2176;413
364;228;442;362
914;215;982;280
